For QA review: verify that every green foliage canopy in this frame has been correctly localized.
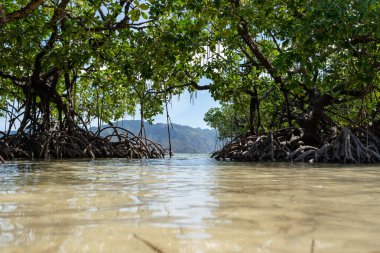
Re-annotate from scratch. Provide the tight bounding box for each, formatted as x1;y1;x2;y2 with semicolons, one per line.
0;0;379;142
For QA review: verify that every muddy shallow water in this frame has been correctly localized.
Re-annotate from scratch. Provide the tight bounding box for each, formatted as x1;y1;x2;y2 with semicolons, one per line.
1;154;380;253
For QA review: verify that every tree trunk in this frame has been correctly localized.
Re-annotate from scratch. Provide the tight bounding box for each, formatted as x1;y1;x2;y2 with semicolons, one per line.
298;93;335;145
18;83;32;133
249;88;259;135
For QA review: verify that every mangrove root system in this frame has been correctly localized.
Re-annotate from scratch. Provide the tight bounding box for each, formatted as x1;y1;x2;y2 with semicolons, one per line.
212;127;380;163
0;126;166;161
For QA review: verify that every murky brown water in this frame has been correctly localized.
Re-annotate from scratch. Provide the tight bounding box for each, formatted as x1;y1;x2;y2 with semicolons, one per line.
1;154;380;253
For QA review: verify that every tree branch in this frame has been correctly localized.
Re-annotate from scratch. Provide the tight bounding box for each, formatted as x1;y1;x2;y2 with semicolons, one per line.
32;0;70;80
268;30;282;53
0;0;45;25
350;34;379;45
89;19;154;32
0;70;28;83
235;16;292;126
237;20;285;87
146;72;210;95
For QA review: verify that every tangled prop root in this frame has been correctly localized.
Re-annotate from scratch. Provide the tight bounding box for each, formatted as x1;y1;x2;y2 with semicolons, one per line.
0;127;166;161
212;127;380;164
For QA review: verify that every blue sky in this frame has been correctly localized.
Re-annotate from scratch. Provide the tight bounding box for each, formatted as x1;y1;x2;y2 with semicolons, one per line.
125;78;220;129
153;90;219;129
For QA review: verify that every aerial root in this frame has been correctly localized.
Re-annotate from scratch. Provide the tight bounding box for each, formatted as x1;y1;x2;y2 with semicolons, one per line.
0;127;166;161
212;127;301;162
212;127;380;163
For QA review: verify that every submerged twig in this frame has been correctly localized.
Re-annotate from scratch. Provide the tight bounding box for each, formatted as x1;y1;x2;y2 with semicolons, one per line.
133;233;165;253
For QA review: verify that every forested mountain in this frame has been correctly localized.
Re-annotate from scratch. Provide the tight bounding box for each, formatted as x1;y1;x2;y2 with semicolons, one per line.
99;120;217;154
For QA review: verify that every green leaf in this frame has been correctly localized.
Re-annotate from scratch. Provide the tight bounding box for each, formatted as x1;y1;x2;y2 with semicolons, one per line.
130;9;140;21
141;11;148;20
140;4;149;10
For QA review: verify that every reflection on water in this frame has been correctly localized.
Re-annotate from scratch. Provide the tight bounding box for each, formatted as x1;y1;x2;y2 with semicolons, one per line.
1;155;380;252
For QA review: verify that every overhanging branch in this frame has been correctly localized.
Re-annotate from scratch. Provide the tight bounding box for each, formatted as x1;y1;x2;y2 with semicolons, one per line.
0;0;45;25
0;70;28;84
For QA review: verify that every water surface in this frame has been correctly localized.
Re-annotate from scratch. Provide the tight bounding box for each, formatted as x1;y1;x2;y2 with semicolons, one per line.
1;154;380;253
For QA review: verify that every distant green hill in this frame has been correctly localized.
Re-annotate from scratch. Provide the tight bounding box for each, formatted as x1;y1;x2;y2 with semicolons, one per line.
97;120;217;154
